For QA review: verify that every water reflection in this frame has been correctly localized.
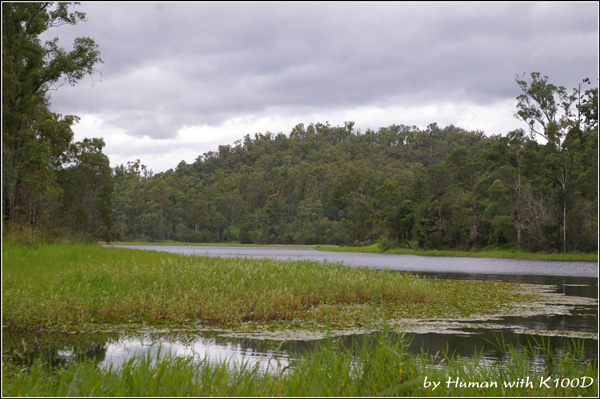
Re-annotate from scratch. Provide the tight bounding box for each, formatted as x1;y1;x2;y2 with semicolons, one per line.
3;324;596;375
3;296;597;375
417;273;598;297
99;334;291;373
2;330;115;368
2;330;294;374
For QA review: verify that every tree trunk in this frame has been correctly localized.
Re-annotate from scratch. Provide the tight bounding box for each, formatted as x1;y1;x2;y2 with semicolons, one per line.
563;195;567;253
560;154;569;253
515;162;522;250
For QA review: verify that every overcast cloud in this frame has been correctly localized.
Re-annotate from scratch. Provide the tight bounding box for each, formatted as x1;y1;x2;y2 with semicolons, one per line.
40;1;598;173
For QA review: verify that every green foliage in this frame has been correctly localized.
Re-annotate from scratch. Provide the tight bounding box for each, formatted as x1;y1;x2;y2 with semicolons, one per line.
108;101;597;253
514;72;598;252
2;2;109;241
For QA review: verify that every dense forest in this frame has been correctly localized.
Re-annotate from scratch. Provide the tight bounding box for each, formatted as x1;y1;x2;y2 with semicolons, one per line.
109;113;598;253
3;3;598;253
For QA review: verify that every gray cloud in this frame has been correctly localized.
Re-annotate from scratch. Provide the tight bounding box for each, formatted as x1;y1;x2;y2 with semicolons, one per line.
44;2;598;142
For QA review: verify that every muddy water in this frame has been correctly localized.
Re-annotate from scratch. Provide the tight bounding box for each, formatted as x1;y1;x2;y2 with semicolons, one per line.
4;246;598;372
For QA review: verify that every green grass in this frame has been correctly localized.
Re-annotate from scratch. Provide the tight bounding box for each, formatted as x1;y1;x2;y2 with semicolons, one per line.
105;240;316;247
2;332;597;397
2;243;531;331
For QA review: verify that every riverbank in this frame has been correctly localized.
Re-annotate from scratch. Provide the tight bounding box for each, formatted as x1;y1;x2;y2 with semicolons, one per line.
102;240;598;262
318;244;599;262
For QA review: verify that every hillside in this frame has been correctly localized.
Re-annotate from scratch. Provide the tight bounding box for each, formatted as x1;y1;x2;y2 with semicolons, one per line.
110;121;598;252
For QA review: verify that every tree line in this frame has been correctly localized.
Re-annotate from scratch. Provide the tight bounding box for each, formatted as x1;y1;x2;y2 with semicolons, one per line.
2;3;598;253
2;2;112;242
110;94;597;252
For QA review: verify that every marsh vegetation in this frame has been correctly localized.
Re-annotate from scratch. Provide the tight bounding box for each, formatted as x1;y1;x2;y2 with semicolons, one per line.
3;244;597;396
3;244;533;330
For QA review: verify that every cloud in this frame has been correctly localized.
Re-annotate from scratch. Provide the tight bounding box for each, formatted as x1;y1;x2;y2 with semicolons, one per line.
41;1;598;172
71;96;525;173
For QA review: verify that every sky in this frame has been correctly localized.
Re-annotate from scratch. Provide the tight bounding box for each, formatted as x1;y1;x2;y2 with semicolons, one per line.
40;1;599;174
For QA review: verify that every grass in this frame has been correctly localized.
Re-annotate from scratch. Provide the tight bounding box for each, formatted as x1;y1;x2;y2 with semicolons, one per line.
2;243;532;331
106;240;317;248
2;331;597;397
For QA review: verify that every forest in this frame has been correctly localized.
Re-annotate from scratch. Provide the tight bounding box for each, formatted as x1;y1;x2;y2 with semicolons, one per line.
108;114;598;253
2;2;598;253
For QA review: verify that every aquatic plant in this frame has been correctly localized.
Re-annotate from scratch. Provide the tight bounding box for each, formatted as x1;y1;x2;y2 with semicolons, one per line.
2;244;527;331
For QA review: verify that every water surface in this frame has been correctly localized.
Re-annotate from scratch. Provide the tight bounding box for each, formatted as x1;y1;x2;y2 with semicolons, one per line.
107;244;598;278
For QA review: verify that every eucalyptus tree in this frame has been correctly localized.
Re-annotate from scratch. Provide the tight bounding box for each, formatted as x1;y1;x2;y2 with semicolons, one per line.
2;2;103;236
505;129;528;249
514;73;594;252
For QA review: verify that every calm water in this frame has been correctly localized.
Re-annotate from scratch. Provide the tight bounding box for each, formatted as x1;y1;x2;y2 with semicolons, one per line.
106;244;598;278
5;245;598;372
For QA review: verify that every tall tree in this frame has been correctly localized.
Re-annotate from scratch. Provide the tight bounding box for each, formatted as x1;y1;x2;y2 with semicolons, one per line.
514;73;588;252
2;2;103;233
506;129;528;249
514;72;568;144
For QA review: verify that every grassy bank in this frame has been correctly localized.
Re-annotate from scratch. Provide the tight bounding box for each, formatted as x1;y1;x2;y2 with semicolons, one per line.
103;240;598;261
317;244;599;262
106;240;316;247
3;332;597;397
3;243;532;331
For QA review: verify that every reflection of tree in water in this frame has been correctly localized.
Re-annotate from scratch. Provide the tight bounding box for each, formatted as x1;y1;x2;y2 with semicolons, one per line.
3;330;118;368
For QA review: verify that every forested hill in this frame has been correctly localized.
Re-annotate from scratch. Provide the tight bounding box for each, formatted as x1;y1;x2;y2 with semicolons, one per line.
111;120;598;252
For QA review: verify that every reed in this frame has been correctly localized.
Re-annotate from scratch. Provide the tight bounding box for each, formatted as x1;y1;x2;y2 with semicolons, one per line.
3;244;527;331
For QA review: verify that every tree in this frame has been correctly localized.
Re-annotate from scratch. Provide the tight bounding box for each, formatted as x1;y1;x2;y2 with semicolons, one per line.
514;72;568;145
2;2;103;236
58;138;113;240
505;129;528;249
514;73;592;252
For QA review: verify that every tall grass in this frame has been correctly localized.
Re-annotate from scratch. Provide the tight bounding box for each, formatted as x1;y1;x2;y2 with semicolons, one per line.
2;244;524;330
3;332;597;397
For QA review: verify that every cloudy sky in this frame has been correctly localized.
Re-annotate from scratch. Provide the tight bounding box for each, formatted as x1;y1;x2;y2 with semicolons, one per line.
42;1;598;173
